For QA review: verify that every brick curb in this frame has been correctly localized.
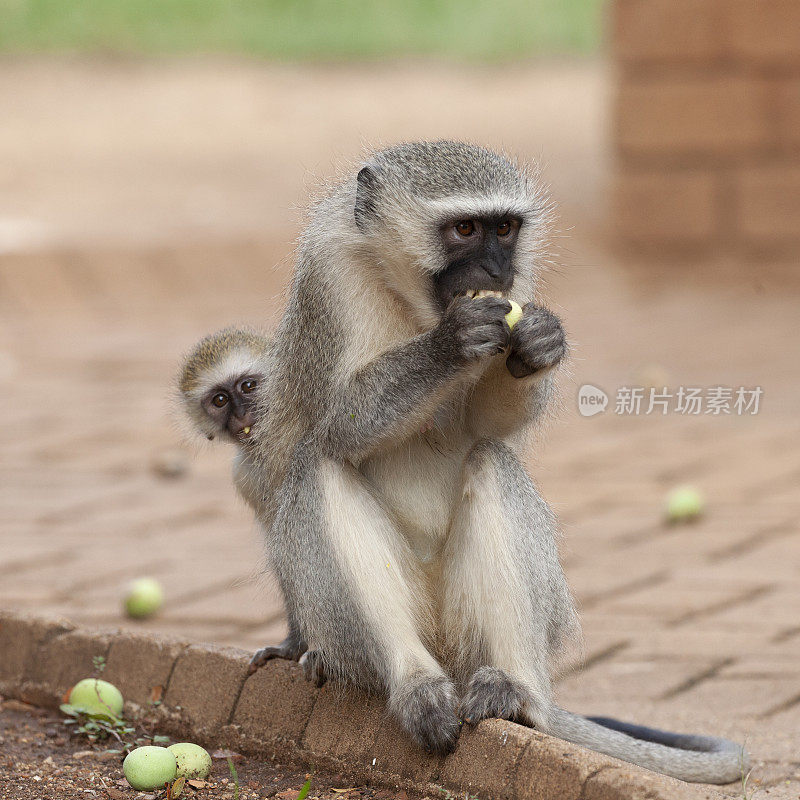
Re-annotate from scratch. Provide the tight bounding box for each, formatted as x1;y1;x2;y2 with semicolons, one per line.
0;611;722;800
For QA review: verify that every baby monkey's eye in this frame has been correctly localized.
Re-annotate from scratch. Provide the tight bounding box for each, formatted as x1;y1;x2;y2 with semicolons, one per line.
497;220;511;237
241;379;257;394
455;220;475;237
212;392;229;408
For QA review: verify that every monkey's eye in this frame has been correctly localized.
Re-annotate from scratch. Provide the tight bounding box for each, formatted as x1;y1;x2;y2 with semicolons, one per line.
241;379;257;394
497;220;511;237
455;220;475;237
212;392;229;408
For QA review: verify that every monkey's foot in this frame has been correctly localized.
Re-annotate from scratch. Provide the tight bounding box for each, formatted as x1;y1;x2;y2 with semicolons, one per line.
299;650;328;688
458;666;528;725
248;634;307;675
391;674;460;755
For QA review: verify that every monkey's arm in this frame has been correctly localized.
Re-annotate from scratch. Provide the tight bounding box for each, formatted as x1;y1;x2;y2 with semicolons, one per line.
467;306;566;439
324;296;510;462
324;331;460;461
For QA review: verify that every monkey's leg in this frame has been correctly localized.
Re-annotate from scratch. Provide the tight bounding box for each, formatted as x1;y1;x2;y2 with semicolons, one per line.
267;453;460;754
441;438;577;729
440;440;747;783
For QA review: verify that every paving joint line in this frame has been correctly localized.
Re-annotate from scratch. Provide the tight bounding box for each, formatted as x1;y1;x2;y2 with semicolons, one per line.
706;521;797;563
659;657;735;701
578;765;616;800
759;691;800;719
557;640;631;682
666;584;774;628
580;571;670;611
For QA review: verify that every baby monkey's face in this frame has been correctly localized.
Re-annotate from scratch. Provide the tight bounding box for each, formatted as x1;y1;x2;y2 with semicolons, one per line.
202;373;262;443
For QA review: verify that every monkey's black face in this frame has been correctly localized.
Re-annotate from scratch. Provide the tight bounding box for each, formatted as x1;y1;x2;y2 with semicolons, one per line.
202;374;263;442
433;215;521;309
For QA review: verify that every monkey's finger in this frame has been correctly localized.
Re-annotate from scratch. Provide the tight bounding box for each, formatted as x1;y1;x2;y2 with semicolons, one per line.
472;295;512;314
520;306;562;329
466;324;510;353
248;645;289;673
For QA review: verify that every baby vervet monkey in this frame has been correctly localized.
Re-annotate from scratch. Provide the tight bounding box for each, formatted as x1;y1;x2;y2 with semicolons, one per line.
177;327;268;445
177;328;307;663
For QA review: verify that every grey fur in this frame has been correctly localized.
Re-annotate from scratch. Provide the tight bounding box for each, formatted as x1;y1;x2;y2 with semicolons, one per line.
299;649;327;688
232;141;745;780
506;304;567;378
176;328;308;670
459;666;529;724
550;709;746;784
323;294;512;462
265;448;393;689
389;672;462;755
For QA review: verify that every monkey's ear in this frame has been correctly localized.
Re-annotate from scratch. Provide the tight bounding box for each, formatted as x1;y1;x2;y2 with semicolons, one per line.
354;165;381;233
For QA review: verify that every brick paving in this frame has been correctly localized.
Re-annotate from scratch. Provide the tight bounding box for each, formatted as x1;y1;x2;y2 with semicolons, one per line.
1;240;797;797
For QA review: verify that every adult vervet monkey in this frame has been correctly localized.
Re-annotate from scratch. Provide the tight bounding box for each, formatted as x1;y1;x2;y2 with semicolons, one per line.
240;141;746;783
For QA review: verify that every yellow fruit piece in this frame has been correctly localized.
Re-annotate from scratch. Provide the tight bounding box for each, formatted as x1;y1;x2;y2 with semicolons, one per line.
505;300;523;330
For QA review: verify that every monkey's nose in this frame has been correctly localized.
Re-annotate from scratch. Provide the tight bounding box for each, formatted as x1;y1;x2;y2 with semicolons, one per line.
481;262;503;281
480;257;513;286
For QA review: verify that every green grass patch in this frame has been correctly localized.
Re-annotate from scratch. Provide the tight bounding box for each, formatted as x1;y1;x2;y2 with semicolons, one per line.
0;0;605;60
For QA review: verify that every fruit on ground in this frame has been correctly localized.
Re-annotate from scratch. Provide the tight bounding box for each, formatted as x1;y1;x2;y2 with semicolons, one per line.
68;678;123;720
123;746;177;790
665;485;705;523
168;742;213;779
124;576;164;619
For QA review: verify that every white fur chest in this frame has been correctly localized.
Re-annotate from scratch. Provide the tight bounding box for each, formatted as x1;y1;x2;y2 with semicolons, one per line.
360;391;476;563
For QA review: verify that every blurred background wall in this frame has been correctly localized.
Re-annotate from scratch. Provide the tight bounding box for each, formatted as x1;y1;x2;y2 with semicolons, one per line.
613;0;800;259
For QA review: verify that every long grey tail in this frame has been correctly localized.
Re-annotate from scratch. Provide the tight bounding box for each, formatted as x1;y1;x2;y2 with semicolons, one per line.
545;707;749;784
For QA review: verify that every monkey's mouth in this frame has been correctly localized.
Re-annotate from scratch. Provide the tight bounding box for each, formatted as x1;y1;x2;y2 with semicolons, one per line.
456;289;507;300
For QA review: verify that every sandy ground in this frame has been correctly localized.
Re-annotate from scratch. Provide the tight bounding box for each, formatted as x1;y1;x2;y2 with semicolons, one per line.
1;58;799;799
0;699;415;799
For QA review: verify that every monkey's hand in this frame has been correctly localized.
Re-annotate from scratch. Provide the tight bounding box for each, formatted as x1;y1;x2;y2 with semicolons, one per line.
505;305;567;379
437;295;512;365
